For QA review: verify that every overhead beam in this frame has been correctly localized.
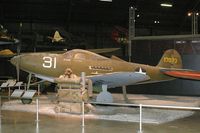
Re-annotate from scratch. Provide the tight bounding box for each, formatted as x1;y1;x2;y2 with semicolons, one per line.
132;34;200;41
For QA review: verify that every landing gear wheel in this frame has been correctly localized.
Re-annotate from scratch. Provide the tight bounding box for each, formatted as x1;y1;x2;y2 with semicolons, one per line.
21;98;32;104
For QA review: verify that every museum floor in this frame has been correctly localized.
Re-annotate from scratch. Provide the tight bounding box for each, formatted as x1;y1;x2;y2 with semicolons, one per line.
1;110;200;133
1;93;200;133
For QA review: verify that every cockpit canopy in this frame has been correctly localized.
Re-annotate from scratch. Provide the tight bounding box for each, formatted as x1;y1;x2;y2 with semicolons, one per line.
63;49;108;60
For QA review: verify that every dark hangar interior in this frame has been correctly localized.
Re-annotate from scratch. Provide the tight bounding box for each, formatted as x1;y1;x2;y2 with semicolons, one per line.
1;0;200;95
1;0;199;48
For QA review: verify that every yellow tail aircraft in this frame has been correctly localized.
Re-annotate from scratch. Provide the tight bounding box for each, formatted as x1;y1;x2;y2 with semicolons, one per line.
0;49;16;57
10;49;200;90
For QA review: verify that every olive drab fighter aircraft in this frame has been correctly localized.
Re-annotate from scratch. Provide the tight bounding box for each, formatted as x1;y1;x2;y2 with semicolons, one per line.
10;49;200;90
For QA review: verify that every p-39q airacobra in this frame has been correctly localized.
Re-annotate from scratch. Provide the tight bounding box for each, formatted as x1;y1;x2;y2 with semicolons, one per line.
10;49;200;100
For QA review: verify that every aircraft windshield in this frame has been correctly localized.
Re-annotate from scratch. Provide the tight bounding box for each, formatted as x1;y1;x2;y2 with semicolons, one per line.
63;52;73;59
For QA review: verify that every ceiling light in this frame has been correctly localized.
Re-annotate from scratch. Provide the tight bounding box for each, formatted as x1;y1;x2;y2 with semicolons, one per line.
160;3;173;7
188;12;192;16
99;0;112;2
154;21;160;24
176;41;186;44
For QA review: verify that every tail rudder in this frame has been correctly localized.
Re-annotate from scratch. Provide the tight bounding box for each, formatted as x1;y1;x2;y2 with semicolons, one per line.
157;49;182;69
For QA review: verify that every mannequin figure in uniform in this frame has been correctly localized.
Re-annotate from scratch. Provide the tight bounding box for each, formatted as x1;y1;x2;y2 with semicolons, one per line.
59;68;77;79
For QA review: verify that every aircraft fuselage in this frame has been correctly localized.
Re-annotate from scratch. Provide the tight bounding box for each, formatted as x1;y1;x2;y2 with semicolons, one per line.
10;50;172;83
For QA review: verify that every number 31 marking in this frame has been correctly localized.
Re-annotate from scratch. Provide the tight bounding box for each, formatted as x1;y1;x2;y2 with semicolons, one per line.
43;56;57;68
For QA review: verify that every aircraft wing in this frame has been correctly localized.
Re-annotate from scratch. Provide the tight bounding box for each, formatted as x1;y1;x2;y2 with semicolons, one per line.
35;71;150;88
35;74;55;83
88;71;150;88
0;49;16;58
88;48;120;54
0;41;14;45
0;38;19;45
33;48;120;54
160;68;200;80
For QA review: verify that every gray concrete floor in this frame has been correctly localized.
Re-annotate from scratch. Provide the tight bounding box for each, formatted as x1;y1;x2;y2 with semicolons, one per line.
1;110;200;133
1;93;200;133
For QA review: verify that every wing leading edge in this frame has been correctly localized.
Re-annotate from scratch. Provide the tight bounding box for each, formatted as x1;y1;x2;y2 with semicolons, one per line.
34;71;150;88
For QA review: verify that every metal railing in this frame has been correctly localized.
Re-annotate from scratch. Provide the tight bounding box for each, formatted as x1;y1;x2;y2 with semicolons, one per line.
1;95;200;133
0;96;39;133
89;101;200;133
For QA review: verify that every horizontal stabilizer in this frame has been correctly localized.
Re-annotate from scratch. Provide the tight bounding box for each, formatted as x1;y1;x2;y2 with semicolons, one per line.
161;69;200;80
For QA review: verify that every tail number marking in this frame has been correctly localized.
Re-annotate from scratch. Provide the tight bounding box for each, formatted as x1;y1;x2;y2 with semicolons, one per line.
43;57;57;68
163;57;177;64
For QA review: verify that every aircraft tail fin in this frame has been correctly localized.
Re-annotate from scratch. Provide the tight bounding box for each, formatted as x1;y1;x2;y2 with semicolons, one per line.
157;49;182;69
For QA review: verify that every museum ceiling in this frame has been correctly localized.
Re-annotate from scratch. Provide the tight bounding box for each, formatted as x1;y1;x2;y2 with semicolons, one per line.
0;0;200;32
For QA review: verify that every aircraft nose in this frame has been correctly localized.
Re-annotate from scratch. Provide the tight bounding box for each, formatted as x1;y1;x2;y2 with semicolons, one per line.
10;55;20;66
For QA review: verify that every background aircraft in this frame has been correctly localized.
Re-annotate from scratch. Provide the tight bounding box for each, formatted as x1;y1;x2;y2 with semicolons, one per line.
47;31;65;43
0;49;16;57
10;49;200;89
0;24;19;45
